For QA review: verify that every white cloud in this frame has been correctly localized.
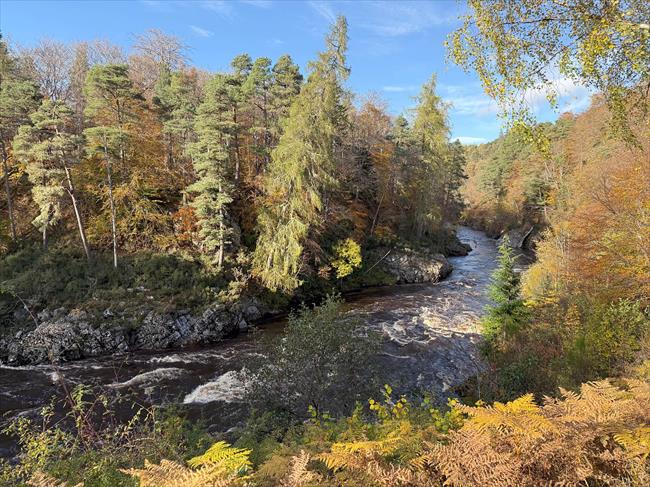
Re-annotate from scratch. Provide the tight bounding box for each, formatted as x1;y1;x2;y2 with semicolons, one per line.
202;0;234;17
382;85;418;93
441;75;592;119
523;76;592;114
190;25;214;38
452;136;488;145
309;1;336;22
359;1;458;37
446;94;499;116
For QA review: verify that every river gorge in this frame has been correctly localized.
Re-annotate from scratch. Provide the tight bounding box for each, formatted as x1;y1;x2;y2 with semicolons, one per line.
0;227;515;458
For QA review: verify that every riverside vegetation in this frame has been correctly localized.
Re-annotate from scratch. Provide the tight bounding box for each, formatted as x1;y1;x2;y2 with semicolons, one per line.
2;0;650;485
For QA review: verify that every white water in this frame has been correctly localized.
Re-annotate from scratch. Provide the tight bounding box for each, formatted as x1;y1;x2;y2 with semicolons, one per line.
111;367;186;388
183;370;246;404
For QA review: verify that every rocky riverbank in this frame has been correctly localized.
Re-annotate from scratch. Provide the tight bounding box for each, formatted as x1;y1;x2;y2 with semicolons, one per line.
1;248;455;366
0;298;267;365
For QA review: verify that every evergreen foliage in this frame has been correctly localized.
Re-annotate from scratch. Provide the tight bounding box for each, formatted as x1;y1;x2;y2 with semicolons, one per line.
187;74;235;269
482;236;528;346
252;16;350;292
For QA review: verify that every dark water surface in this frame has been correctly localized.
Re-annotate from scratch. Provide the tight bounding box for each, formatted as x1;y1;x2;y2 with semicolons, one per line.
0;227;513;457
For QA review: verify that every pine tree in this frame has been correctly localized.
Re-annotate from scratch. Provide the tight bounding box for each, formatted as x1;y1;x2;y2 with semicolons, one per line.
83;64;141;268
252;16;350;292
187;74;235;269
0;37;41;242
228;54;252;184
243;57;272;176
482;236;528;345
269;54;302;135
13;100;90;256
153;68;200;171
409;75;450;239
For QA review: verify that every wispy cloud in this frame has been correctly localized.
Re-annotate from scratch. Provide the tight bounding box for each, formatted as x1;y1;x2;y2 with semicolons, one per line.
359;1;459;37
140;0;175;12
309;1;336;23
443;76;592;120
523;76;592;114
190;25;214;38
382;85;418;93
241;0;273;7
202;0;234;18
447;95;499;116
441;83;499;117
452;136;488;145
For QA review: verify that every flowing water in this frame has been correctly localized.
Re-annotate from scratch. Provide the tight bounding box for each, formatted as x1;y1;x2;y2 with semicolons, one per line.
0;227;518;457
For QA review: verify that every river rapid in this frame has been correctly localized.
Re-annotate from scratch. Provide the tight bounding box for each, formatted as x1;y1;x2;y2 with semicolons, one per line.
0;227;512;457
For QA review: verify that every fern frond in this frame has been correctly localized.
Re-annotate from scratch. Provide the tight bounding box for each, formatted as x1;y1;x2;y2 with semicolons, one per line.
280;450;317;487
187;440;252;476
319;437;401;471
122;459;234;487
614;426;650;459
27;472;83;487
459;393;554;438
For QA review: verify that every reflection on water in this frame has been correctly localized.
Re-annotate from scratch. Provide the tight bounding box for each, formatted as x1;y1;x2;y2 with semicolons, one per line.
0;227;510;457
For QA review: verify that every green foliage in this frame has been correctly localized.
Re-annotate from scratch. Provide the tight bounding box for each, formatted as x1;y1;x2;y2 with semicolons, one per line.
566;299;650;382
187;73;236;269
330;238;362;279
482;236;528;345
252;16;350;292
0;245;225;328
12;100;79;244
247;295;380;417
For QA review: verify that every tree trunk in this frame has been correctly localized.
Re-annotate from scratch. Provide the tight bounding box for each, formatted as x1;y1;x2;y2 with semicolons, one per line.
217;180;225;270
103;143;118;269
1;144;17;241
63;166;91;260
370;191;385;236
218;215;224;270
42;203;51;249
233;107;240;183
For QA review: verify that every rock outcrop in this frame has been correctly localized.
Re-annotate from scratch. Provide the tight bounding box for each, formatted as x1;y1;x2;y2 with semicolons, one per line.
0;298;266;366
379;248;453;284
497;225;539;251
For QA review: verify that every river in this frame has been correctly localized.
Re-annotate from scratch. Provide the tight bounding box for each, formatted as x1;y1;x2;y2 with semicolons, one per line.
0;226;511;457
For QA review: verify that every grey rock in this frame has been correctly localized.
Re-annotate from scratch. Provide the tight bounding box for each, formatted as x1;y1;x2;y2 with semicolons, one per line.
379;248;453;284
497;225;537;250
0;298;271;366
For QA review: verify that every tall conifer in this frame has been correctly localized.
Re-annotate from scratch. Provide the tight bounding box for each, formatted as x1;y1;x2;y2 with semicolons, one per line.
252;16;350;292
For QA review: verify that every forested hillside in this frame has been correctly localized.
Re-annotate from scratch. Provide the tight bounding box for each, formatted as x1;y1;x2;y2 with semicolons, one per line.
0;19;465;328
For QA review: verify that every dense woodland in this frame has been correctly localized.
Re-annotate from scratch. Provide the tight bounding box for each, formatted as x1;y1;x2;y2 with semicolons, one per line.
2;0;650;486
0;19;465;326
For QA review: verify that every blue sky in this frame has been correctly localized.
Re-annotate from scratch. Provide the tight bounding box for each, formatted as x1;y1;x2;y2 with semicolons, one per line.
1;0;592;144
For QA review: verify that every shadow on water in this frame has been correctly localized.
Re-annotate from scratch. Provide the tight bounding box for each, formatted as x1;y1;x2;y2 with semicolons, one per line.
0;226;506;457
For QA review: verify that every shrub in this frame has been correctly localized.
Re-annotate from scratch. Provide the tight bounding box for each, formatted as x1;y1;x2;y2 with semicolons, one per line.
246;295;380;417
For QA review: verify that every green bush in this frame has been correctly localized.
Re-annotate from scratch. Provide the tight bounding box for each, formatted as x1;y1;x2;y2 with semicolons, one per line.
246;295;381;417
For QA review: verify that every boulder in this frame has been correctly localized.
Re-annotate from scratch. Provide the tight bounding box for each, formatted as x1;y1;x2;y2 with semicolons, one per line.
497;225;537;250
380;248;453;284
